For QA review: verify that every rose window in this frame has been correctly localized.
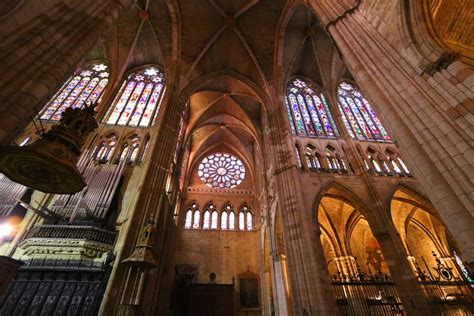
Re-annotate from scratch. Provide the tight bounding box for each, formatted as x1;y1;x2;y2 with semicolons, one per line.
198;153;245;188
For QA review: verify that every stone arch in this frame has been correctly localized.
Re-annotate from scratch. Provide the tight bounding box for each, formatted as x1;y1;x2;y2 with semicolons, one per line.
389;185;463;276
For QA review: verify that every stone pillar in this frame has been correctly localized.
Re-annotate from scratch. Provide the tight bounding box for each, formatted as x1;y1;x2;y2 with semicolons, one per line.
308;1;474;264
265;114;338;314
370;223;435;314
260;270;274;316
0;0;133;145
100;84;184;314
271;253;291;316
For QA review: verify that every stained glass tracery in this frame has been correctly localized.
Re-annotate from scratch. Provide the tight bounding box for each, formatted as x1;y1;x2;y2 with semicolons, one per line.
40;63;109;121
337;82;391;142
285;78;339;138
104;66;165;127
198;153;246;189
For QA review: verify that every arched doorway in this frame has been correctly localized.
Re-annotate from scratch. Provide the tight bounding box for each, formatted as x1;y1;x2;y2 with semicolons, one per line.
317;189;403;314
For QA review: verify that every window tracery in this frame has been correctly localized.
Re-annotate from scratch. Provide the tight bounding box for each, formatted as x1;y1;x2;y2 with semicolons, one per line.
337;82;391;142
285;78;339;138
103;66;165;127
198;153;245;189
183;203;252;231
40;63;109;121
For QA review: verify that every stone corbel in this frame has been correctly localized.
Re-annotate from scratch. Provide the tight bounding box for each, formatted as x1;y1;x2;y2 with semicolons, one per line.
422;52;459;76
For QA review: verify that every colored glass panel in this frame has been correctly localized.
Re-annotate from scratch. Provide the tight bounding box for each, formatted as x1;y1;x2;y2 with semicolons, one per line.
286;78;339;138
302;94;323;136
198;153;245;189
107;81;136;125
140;83;163;127
71;77;99;109
296;94;316;135
39;63;109;121
337;82;392;142
288;94;306;135
118;82;145;125
284;99;297;134
129;82;153;126
104;66;165;127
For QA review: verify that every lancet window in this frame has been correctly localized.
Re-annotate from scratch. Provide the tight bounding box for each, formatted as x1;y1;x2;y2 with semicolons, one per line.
104;66;165;127
39;63;109;121
337;82;391;142
184;203;200;229
305;145;321;171
285;78;339;138
183;203;252;231
93;134;117;162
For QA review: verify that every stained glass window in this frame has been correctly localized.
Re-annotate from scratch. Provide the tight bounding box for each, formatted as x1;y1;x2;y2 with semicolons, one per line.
203;211;211;229
104;66;165;127
193;210;200;229
185;210;192;228
337;82;392;142
40;63;109;121
211;210;218;229
221;211;228;230
247;212;253;230
239;212;245;230
198;153;245;189
285;78;339;138
229;212;235;229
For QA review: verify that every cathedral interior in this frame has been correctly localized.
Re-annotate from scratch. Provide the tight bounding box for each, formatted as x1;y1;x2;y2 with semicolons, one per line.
0;0;473;315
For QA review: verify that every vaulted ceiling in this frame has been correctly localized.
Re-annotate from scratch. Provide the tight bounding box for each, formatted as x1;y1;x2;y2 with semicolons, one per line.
83;0;352;182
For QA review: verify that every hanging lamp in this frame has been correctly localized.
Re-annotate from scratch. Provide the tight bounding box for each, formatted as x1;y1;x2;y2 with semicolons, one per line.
0;103;98;194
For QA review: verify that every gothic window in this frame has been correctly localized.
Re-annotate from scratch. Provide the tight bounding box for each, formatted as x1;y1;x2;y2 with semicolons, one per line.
239;211;245;230
247;211;253;230
211;210;218;229
198;153;245;189
305;145;321;171
40;62;109;121
185;210;193;229
193;210;201;229
368;149;383;174
221;211;228;230
398;157;410;175
385;149;411;176
203;210;211;229
229;211;235;230
94;134;117;162
104;66;165;127
285;78;339;138
337;82;392;142
118;144;128;162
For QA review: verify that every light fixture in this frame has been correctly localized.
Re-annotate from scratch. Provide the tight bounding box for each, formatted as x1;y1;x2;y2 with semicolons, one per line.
0;103;98;194
0;223;13;239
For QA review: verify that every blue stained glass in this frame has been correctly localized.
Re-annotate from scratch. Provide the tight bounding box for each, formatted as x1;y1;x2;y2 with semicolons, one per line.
337;82;392;142
284;98;296;134
39;64;109;121
286;78;339;138
104;66;166;127
296;94;316;135
288;94;306;135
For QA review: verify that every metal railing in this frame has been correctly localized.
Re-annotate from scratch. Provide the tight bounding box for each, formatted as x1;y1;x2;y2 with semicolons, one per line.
331;272;403;315
25;225;116;245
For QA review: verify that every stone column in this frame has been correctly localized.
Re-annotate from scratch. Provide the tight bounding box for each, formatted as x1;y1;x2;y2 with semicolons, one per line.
271;252;291;316
0;0;133;145
308;1;474;264
265;109;338;314
100;83;184;314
